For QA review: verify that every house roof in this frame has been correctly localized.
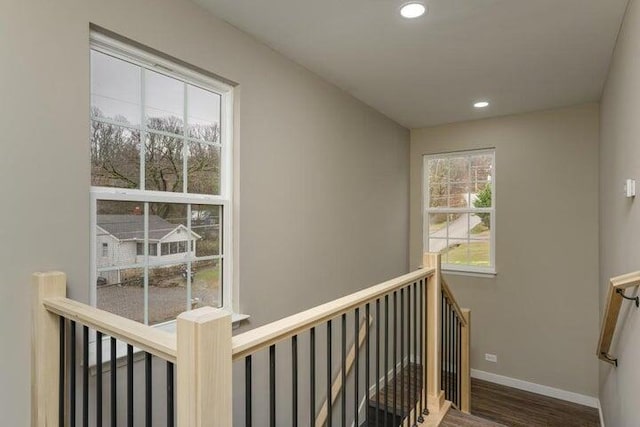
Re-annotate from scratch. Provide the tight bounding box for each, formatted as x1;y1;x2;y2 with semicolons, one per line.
97;215;190;241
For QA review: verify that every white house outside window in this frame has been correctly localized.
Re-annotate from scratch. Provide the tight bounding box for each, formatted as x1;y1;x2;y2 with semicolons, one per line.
423;149;495;274
90;33;234;326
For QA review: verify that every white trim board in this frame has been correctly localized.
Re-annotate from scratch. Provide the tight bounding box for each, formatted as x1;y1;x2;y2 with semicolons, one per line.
471;369;599;408
598;400;606;427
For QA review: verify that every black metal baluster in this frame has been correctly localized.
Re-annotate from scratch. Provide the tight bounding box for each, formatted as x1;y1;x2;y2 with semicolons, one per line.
375;300;380;427
83;326;89;427
127;344;133;427
270;344;276;427
292;335;298;427
412;282;417;427
451;310;455;407
393;291;398;424
354;308;360;427
327;320;333;427
365;304;370;427
400;288;404;423
97;331;103;427
449;304;453;404
167;362;174;427
419;281;427;421
110;337;116;427
384;294;389;427
409;284;413;427
440;294;444;392
310;328;316;427
245;355;252;427
458;317;462;407
145;353;152;427
59;317;65;427
341;313;346;427
71;321;76;427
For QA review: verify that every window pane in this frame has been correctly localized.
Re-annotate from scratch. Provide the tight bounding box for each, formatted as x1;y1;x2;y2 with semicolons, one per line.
148;263;188;325
187;142;220;195
191;259;221;308
446;241;490;267
96;267;144;323
448;182;469;208
427;158;448;208
188;85;221;142
91;50;141;125
145;133;184;192
444;243;470;266
96;200;145;268
447;213;469;240
429;238;447;254
471;182;492;208
427;213;448;237
91;122;140;188
471;153;493;187
145;70;184;135
470;212;491;237
192;205;221;257
448;156;470;182
148;202;189;261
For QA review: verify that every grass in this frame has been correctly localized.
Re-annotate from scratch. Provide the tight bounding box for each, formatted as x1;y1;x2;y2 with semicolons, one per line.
470;222;489;234
195;266;219;284
445;241;490;266
429;221;447;233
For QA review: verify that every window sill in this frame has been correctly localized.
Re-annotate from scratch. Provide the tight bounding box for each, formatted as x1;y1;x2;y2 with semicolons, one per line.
443;269;497;279
87;310;250;373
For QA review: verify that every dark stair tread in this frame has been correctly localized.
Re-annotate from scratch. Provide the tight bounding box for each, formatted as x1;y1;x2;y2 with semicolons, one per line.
369;362;423;417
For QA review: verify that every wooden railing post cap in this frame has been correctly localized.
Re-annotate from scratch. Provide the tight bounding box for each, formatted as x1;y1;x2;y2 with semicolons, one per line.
177;306;230;323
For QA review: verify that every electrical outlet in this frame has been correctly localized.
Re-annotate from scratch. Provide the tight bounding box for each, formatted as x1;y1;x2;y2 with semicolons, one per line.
485;353;498;363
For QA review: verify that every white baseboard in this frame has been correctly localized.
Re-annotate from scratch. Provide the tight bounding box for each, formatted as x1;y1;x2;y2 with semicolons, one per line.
470;369;599;409
598;400;606;427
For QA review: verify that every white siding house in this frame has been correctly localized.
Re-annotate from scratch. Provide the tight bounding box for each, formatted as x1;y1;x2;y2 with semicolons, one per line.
96;215;201;285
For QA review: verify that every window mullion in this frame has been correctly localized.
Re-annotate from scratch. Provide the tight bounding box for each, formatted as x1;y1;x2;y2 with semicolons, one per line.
140;68;147;191
144;202;150;325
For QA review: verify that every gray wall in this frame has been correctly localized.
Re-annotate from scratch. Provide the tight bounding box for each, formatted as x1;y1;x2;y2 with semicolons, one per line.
599;0;640;425
0;0;409;424
409;104;600;397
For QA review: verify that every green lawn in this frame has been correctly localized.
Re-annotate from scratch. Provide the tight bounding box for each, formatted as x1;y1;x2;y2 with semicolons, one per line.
445;241;490;266
194;266;219;284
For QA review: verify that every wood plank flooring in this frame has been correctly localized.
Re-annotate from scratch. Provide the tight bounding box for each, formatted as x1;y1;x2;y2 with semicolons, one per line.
442;378;600;427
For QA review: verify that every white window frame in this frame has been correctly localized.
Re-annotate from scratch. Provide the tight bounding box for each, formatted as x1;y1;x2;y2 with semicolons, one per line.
422;148;496;275
89;32;235;325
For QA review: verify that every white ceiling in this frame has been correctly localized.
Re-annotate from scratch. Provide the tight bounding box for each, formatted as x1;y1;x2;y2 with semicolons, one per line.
196;0;628;128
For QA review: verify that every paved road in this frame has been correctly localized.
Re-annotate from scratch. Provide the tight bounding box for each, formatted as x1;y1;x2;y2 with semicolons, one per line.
429;213;481;252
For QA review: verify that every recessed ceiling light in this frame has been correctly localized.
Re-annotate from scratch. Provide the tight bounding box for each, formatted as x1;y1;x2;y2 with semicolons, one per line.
400;2;426;19
474;101;490;108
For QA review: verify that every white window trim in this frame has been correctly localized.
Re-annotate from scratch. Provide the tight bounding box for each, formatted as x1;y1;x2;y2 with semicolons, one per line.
89;32;243;327
422;148;496;274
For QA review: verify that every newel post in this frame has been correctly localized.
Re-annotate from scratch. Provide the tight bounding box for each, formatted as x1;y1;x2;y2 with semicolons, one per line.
177;306;232;427
32;271;67;427
423;253;445;413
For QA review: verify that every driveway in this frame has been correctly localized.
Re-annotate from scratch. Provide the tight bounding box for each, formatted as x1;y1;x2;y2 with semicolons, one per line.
429;213;481;252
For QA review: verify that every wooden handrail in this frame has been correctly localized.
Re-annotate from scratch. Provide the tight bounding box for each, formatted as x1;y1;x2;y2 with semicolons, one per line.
441;277;467;327
597;271;640;365
314;316;372;427
231;268;435;360
43;296;177;363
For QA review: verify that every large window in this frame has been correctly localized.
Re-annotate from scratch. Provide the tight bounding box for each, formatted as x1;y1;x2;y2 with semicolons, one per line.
90;33;233;325
423;149;495;274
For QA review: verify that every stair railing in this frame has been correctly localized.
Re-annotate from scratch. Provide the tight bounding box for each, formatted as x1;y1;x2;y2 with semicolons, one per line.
32;252;462;426
597;271;640;366
427;253;472;415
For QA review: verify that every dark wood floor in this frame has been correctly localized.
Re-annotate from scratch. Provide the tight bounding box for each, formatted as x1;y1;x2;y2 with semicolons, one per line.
442;378;600;427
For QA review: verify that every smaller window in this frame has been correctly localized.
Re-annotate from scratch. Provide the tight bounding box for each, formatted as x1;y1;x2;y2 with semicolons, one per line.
102;243;108;257
178;241;187;253
161;243;169;255
136;242;144;256
423;149;495;274
149;243;158;256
